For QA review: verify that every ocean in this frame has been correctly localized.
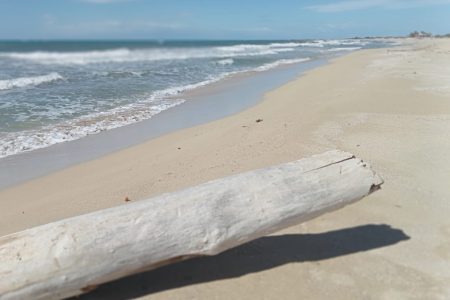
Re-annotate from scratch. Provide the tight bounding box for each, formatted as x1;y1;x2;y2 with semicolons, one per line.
0;39;395;158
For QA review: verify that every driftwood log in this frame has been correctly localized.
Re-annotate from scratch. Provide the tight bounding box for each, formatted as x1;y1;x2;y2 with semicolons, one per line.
0;150;383;300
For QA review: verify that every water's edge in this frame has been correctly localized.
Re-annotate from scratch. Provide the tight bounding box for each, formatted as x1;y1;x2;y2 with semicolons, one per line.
0;58;327;189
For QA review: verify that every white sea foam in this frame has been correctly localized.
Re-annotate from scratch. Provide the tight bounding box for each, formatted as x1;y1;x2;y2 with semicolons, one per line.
300;39;369;48
0;43;300;65
0;72;63;91
0;73;238;157
0;98;185;158
215;43;295;52
269;42;303;47
253;58;311;72
0;55;313;158
94;70;145;77
326;47;362;52
215;58;234;66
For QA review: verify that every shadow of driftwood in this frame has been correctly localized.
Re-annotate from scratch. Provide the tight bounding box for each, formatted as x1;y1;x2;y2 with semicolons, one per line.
77;224;409;299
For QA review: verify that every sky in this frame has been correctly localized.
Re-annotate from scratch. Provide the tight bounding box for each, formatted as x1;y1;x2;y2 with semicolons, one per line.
0;0;449;40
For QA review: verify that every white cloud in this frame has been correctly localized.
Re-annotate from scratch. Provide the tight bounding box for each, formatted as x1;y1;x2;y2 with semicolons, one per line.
308;0;450;13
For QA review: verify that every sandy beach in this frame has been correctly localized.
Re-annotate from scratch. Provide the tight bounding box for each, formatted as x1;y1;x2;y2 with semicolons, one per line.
1;38;450;299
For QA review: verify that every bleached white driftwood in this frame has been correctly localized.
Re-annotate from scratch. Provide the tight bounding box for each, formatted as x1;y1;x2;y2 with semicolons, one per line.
0;150;382;300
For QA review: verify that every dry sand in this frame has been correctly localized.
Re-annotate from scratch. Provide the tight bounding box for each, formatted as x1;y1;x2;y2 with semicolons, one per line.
1;38;450;299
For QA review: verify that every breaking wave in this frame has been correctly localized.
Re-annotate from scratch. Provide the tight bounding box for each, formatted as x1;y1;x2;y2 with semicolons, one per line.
0;72;63;91
215;58;234;66
0;43;301;65
0;55;312;158
253;58;311;72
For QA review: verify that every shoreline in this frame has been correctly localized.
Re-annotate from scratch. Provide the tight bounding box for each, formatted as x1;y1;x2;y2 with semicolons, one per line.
2;38;450;299
0;38;395;164
0;57;328;189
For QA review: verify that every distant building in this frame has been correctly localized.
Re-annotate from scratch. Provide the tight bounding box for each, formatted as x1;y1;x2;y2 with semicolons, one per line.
409;31;433;38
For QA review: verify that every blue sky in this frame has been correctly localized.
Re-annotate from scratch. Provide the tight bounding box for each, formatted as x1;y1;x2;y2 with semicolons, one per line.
0;0;449;39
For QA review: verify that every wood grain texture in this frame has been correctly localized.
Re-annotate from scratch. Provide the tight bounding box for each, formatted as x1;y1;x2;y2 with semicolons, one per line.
0;150;383;300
